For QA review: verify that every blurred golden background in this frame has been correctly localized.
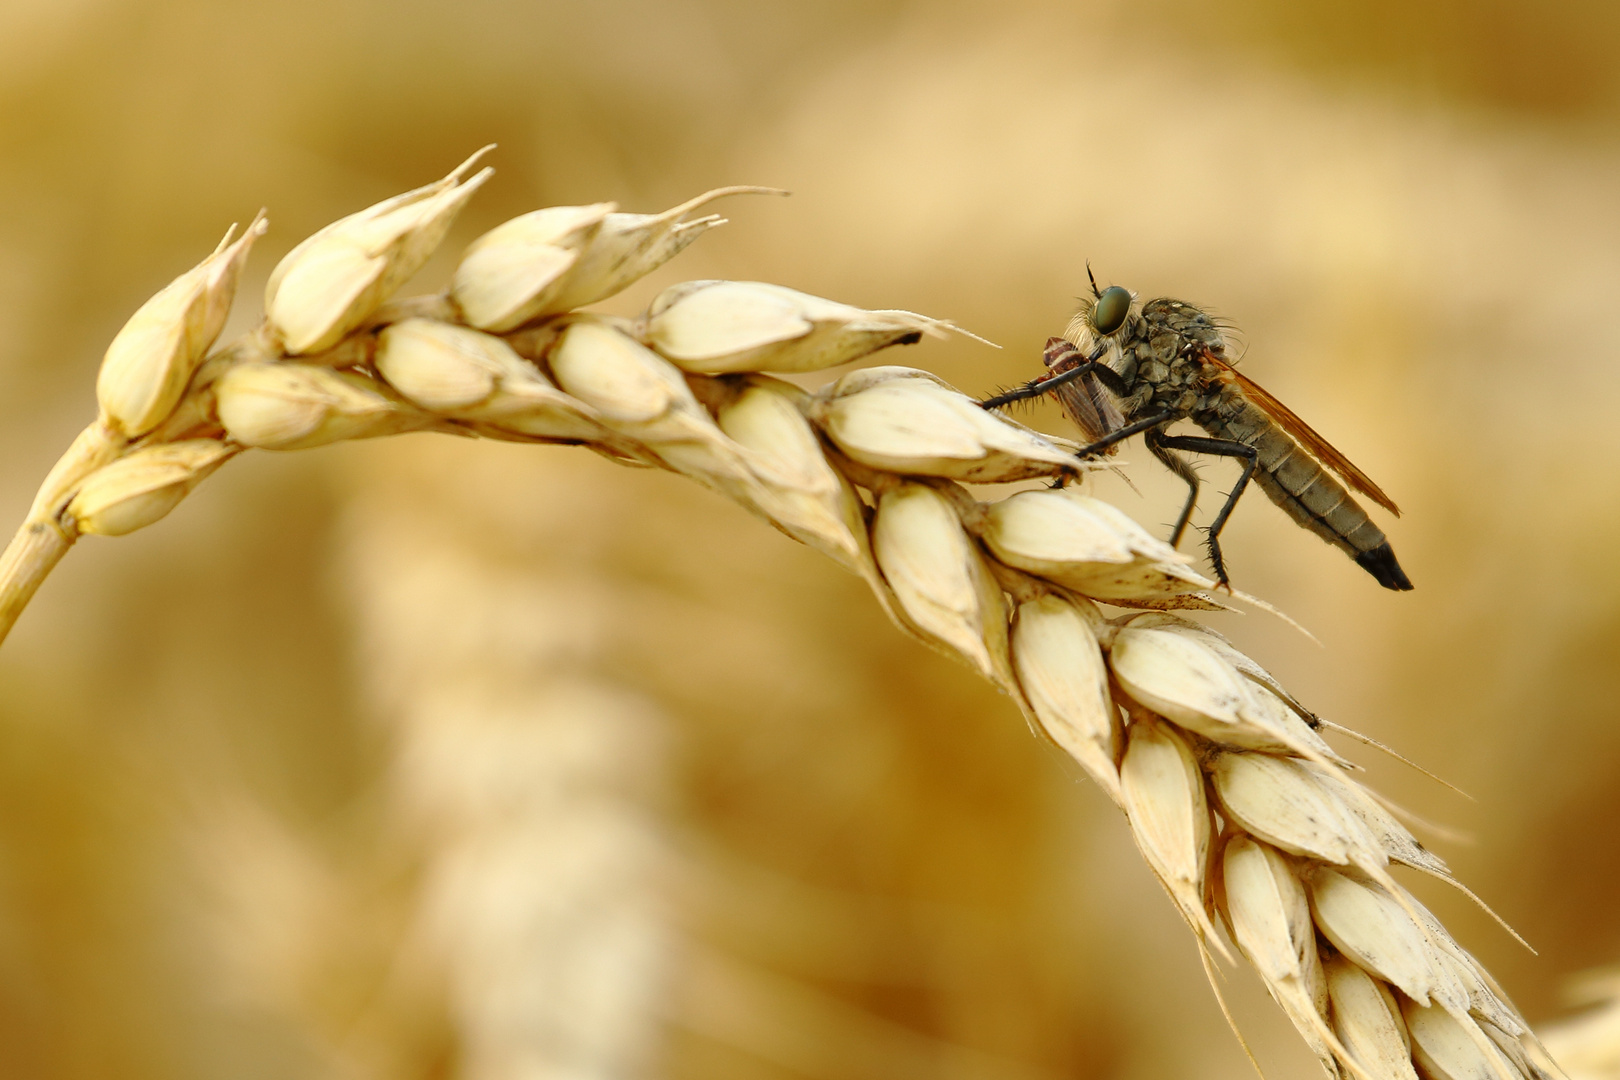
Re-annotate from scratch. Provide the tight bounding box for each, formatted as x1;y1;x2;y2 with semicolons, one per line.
1;1;1618;1077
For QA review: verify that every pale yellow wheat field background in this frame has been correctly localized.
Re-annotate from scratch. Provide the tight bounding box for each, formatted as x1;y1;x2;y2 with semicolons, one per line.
0;1;1617;1078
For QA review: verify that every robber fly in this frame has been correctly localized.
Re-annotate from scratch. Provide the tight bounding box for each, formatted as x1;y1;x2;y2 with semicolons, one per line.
982;271;1412;591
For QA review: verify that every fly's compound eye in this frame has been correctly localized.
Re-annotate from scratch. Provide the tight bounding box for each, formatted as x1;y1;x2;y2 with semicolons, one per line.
1092;285;1132;335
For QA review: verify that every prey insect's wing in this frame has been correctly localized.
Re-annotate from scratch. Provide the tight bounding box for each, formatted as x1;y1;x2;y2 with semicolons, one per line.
1203;351;1402;516
1052;376;1127;450
1044;337;1127;451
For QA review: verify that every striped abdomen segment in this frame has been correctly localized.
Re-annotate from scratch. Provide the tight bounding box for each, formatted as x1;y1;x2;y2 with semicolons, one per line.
1201;401;1412;590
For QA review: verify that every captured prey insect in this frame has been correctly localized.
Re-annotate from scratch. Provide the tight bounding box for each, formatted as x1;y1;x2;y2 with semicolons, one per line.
981;274;1412;591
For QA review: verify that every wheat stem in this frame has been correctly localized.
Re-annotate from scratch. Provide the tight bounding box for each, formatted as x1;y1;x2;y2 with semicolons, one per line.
0;417;135;643
0;517;74;639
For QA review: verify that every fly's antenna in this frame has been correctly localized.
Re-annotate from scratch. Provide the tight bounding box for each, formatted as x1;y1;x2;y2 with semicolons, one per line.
1085;261;1103;299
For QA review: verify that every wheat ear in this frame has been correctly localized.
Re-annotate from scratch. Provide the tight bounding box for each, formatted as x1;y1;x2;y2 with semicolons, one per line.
0;151;1563;1080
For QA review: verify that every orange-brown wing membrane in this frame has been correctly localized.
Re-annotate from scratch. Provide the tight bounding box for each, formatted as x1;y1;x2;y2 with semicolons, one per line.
1207;354;1401;517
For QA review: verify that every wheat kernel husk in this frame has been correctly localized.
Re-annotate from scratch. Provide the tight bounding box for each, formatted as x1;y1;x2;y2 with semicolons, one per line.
1109;625;1325;753
982;487;1142;565
463;186;778;332
375;318;609;443
97;217;266;437
809;367;1080;482
66;439;235;536
558;187;781;309
977;488;1219;603
545;319;778;498
711;378;869;571
871;481;1010;682
1324;954;1422;1080
645;280;947;374
216;363;440;450
1123;613;1318;718
1221;836;1324;997
1219;835;1339;1072
1109;625;1251;732
1311;769;1452;878
1118;716;1226;954
547;318;702;427
1402;997;1520;1080
1209;751;1385;872
375;317;508;410
266;150;492;354
1309;867;1465;1010
1009;593;1121;803
450;202;615;331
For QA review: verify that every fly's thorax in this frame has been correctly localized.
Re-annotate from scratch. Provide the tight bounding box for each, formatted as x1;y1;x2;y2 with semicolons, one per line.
1141;351;1214;417
1136;299;1230;419
1140;298;1227;351
1061;293;1230;419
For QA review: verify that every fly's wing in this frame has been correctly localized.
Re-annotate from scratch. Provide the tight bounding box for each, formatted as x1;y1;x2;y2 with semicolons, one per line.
1204;351;1402;516
1044;337;1127;452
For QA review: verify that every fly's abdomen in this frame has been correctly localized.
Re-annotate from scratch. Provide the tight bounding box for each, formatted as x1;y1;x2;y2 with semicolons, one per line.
1206;404;1387;559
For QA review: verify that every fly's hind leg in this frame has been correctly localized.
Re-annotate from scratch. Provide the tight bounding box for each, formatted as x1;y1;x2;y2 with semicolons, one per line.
1145;427;1199;548
1150;434;1259;589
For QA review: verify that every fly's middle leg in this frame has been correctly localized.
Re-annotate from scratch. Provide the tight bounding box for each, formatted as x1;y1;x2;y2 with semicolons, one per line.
1145;427;1199;547
1151;433;1259;589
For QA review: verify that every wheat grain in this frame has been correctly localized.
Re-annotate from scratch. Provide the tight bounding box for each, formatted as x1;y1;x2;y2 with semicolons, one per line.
644;280;950;374
265;149;492;355
97;216;266;437
0;151;1562;1080
808;367;1082;482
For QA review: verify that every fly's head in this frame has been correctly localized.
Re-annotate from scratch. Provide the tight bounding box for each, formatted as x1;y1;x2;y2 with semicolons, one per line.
1060;271;1142;370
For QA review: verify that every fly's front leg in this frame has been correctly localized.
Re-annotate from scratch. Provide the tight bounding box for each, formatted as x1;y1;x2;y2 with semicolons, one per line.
979;372;1074;410
1072;409;1175;458
980;339;1119;410
1150;434;1259;589
1145;427;1199;547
